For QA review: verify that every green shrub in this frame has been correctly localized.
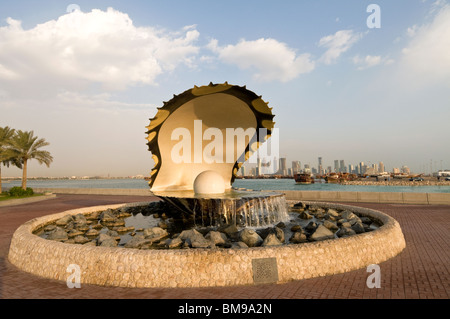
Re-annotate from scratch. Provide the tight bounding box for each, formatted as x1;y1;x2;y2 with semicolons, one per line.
8;186;34;197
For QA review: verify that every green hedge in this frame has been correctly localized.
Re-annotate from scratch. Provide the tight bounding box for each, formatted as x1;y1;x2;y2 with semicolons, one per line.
8;187;34;197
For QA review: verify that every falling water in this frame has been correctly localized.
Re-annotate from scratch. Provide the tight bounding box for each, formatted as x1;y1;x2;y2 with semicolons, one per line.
157;189;289;229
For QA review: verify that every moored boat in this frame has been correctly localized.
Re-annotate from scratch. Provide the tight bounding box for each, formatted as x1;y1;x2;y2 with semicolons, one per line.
294;173;315;184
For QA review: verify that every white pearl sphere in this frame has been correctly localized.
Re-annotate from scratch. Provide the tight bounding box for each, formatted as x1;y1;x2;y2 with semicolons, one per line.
193;170;225;194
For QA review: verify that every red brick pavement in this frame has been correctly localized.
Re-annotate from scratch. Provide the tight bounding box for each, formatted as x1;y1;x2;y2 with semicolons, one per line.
0;194;449;299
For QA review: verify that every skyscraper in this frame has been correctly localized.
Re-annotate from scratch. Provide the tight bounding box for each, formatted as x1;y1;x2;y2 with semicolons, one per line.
292;161;301;174
318;157;323;174
339;160;346;173
334;160;339;173
379;161;385;173
279;157;287;175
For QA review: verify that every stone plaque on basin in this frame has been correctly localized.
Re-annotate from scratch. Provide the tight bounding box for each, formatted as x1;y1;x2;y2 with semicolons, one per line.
252;257;279;284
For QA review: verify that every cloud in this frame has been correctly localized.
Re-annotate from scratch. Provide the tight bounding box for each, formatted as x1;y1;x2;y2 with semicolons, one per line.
318;30;363;64
401;4;450;85
352;55;393;70
0;8;200;96
207;38;315;82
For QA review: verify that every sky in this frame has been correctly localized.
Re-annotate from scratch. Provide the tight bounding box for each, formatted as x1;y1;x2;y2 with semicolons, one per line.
1;0;449;178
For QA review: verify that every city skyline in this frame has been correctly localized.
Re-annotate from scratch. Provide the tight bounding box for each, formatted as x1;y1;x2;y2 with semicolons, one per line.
1;1;449;178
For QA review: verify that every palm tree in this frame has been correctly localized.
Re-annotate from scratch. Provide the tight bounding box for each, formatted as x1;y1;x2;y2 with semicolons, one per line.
0;126;21;193
8;130;53;190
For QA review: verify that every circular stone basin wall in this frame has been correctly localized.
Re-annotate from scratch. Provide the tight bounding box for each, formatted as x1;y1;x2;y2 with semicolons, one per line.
8;201;406;288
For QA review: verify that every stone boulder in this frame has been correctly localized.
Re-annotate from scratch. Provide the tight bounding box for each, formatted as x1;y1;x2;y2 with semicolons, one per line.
55;215;73;227
323;220;339;231
341;210;358;220
289;231;307;243
97;234;118;247
124;235;148;249
326;208;339;218
239;229;263;247
220;224;239;240
299;211;313;220
85;229;99;238
336;227;356;238
205;231;227;245
73;235;90;245
44;224;56;232
231;241;249;249
143;227;168;241
167;237;183;249
290;224;303;232
47;227;68;241
309;225;335;241
351;222;365;234
179;229;209;248
305;221;318;233
262;233;282;246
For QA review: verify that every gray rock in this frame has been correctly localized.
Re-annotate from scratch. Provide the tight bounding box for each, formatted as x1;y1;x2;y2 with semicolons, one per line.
47;227;68;241
360;216;373;224
44;224;57;232
348;217;362;226
73;213;87;224
262;233;282;246
143;227;168;240
341;210;358;220
85;229;99;238
289;231;307;243
99;238;118;247
100;210;116;222
336;227;356;238
239;229;263;247
299;211;313;220
272;227;285;243
205;231;227;245
73;235;90;245
158;221;168;229
86;211;101;220
231;241;249;249
305;221;318;232
309;225;335;241
167;237;183;249
67;229;84;238
326;208;340;217
323;220;339;231
124;235;148;249
341;222;352;228
293;202;307;209
97;233;114;244
179;229;209;247
276;222;286;229
55;215;73;226
351;222;365;234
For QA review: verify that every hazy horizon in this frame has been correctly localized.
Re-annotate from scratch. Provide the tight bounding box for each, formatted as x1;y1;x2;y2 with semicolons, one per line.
1;1;449;178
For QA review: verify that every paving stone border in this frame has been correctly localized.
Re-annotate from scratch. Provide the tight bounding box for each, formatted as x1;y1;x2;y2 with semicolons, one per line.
8;201;406;288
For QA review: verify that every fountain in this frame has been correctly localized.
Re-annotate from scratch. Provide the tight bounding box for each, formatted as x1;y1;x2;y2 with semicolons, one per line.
8;83;406;288
145;82;289;229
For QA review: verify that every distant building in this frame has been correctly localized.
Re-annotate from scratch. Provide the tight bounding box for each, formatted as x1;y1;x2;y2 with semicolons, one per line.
393;167;400;174
334;160;339;173
348;164;354;174
292;161;301;174
279;157;287;175
401;165;410;174
379;162;385;173
318;157;324;175
239;166;246;176
327;166;332;173
340;160;346;173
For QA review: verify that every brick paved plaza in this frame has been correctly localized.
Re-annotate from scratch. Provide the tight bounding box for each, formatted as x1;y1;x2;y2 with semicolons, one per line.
0;194;448;299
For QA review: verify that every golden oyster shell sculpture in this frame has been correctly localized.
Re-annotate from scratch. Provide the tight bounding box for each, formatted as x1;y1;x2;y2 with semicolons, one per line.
146;83;275;194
